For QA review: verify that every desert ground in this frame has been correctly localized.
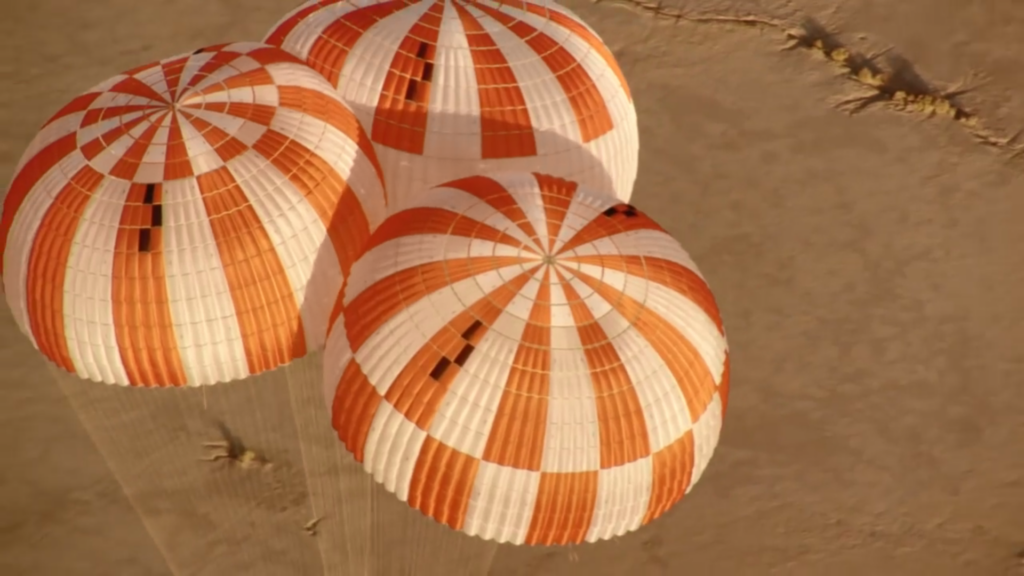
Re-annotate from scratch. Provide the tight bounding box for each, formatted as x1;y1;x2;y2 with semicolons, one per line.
2;0;1023;574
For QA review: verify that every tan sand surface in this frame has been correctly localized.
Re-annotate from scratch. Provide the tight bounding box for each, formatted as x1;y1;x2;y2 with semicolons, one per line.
1;1;1022;574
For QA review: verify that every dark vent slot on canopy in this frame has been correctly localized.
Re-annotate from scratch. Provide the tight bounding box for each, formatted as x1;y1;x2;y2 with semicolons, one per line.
138;229;152;252
430;357;452;381
143;184;155;204
454;344;474;367
462;320;483;341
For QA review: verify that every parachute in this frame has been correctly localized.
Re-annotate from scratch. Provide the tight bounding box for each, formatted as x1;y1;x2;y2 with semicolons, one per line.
266;0;640;212
326;171;730;545
1;41;387;575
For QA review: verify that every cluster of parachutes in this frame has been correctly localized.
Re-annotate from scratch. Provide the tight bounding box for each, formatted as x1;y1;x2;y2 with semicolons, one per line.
1;0;729;548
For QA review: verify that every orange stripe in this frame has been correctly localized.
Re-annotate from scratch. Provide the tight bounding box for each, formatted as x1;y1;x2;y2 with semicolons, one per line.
526;471;598;545
331;360;383;462
643;430;694;524
251;128;371;276
188;49;246;88
719;350;730;417
264;2;330;48
558;269;650;468
243;45;306;68
79;112;159;162
365;207;528;254
159;55;189;101
195;166;306;376
327;289;346;338
371;0;444;154
452;2;536;159
277;85;387;192
344;256;531;352
439;175;544;248
185;101;276;126
44;92;101;127
81;104;163;128
533;173;577;252
513;0;632;101
182;68;276;103
302;0;413;87
383;269;531;429
557;202;666;255
482;268;551;470
108;111;168;181
565;268;718;424
107;75;168;105
111;183;187;386
0;133;78;277
24;164;105;373
178;112;249;164
409;437;480;530
470;1;613;143
566;254;725;335
163;113;194;180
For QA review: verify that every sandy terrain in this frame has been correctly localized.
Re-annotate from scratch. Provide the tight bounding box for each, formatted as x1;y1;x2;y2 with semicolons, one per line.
2;0;1023;574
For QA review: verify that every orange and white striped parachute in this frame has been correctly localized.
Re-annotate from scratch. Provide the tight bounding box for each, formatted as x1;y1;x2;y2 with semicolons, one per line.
0;41;388;387
324;172;729;545
265;0;639;212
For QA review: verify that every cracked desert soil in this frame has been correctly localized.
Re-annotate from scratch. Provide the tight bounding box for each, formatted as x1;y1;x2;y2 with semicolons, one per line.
1;0;1022;575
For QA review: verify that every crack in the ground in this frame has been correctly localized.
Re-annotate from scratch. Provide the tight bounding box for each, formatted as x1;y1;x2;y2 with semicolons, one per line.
594;0;1024;158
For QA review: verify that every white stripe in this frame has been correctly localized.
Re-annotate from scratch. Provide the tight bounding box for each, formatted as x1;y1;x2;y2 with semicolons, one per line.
499;173;553;253
347;146;389;233
352;263;528;395
541;340;602;473
4;151;87;346
336;0;431;124
585;457;653;542
409;184;542;253
687;392;723;492
142;113;172;158
551;188;608;254
576;261;725;383
226;149;339;350
178;114;226;175
265;62;337;103
348;232;536;304
75;109;150;154
175;51;218;96
268;1;365;62
323;328;353;413
595;229;706;280
134;121;175;185
427;272;541;458
134;63;171;100
14;113;83;175
364;401;428;500
422;5;482;161
594;304;693;452
87;72;131;95
463;462;541;545
162;177;249;385
546;267;577;328
469;3;582;153
83;112;159;176
182;106;248;140
63;176;132;385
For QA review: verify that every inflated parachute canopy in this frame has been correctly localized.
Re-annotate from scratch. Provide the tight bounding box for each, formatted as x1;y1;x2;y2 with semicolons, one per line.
324;171;730;545
266;0;639;211
0;41;388;387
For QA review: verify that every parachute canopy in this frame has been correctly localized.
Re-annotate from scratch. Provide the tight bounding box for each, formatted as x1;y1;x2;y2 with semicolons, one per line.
324;171;729;545
1;41;388;387
266;0;639;210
